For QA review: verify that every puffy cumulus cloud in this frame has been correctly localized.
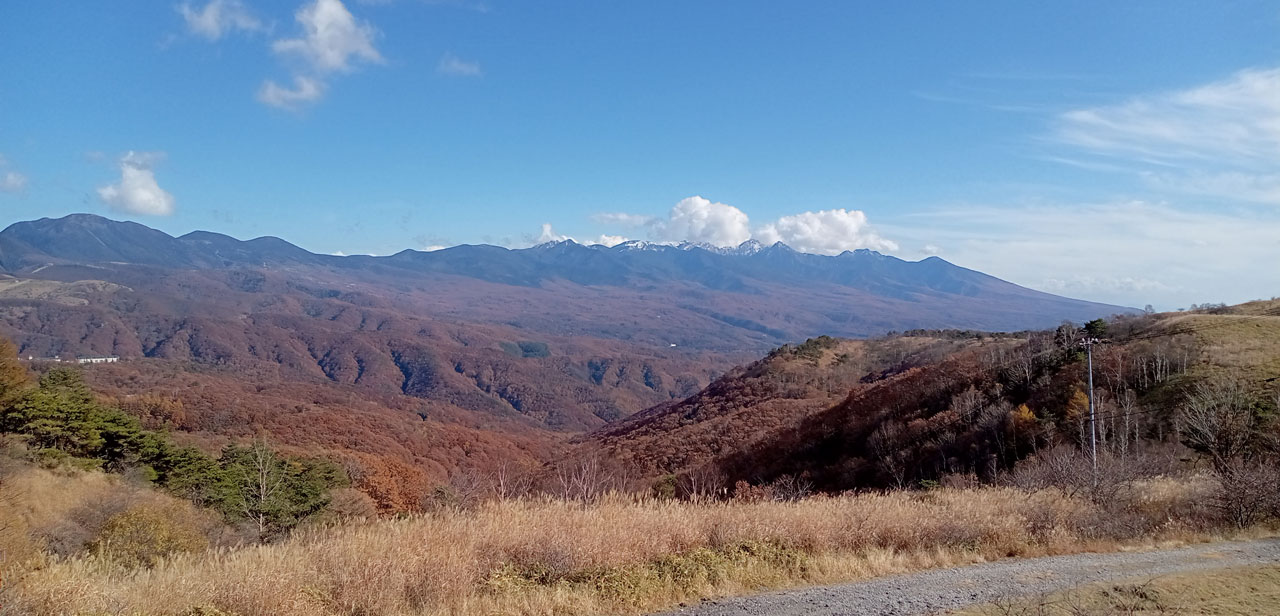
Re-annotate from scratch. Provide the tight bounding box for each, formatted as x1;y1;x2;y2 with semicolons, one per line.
96;152;176;216
528;224;626;248
178;0;263;40
257;75;326;110
260;0;381;110
754;208;898;254
651;196;752;247
594;234;628;247
272;0;382;73
592;197;896;252
437;53;481;77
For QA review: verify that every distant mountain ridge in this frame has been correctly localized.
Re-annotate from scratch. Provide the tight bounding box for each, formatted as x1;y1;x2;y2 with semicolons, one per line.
0;213;1135;503
0;214;1129;324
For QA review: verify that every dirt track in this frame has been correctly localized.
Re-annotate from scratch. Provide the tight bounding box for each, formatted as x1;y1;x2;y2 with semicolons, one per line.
656;538;1280;616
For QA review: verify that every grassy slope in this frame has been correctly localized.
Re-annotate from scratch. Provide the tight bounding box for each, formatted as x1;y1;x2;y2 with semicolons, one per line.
3;479;1246;616
1178;301;1280;387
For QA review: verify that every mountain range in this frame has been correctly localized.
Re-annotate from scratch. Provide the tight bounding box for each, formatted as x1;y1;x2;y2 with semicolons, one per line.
0;213;1130;508
0;214;1126;341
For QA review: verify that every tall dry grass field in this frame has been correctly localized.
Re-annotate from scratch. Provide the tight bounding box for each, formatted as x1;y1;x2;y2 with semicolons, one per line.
3;476;1248;616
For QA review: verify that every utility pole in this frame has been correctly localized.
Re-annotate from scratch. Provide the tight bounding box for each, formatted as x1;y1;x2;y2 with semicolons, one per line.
1082;336;1099;482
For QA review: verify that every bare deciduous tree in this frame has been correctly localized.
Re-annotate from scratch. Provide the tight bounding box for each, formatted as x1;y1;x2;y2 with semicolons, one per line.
677;464;725;501
1178;379;1257;470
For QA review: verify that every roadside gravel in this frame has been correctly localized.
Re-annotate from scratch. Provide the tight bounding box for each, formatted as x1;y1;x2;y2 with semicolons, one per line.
656;538;1280;616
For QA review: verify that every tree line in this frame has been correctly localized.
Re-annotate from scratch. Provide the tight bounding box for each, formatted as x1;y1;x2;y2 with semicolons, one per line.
0;339;344;540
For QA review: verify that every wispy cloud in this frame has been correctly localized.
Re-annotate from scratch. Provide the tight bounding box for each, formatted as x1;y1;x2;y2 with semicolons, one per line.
885;200;1280;308
437;53;481;77
257;75;326;109
591;212;654;227
177;0;264;40
1053;67;1280;204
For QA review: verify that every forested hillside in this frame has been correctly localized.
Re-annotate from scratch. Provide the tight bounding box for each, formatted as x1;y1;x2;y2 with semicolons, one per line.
584;300;1280;496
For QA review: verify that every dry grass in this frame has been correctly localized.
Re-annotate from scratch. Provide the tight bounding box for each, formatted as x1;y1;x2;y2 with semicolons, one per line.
1168;311;1280;388
2;476;1248;616
964;564;1280;615
0;463;230;586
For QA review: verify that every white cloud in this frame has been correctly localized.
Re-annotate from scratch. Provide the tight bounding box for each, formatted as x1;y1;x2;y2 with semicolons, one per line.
1054;67;1280;205
650;196;752;247
1041;275;1174;295
0;171;26;193
535;223;570;244
257;75;326;109
884;200;1280;308
272;0;382;73
437;53;481;77
594;234;628;247
178;0;263;40
754;208;898;254
526;224;627;248
594;196;895;253
1057;67;1280;164
1142;171;1280;206
259;0;381;109
922;244;941;255
96;151;176;216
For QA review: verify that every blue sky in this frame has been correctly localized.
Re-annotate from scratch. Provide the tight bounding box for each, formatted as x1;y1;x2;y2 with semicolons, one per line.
2;1;1279;309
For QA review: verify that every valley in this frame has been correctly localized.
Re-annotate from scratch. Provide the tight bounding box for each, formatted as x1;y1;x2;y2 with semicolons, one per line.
0;214;1128;503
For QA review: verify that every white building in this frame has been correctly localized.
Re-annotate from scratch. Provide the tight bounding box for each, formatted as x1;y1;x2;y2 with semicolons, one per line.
76;356;119;364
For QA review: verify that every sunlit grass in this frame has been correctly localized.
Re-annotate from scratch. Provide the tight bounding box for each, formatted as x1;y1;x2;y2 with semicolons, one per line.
3;477;1248;616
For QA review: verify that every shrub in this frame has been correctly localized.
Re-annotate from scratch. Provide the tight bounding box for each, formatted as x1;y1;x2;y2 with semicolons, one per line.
90;501;210;568
1212;460;1280;528
328;487;378;519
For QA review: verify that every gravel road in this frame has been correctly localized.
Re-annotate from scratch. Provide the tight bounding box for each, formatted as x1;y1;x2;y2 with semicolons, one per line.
656;538;1280;616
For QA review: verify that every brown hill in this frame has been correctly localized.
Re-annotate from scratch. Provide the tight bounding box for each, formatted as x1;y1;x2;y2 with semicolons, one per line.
581;304;1280;493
